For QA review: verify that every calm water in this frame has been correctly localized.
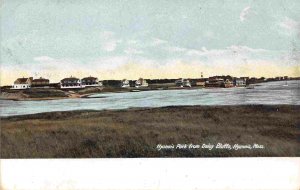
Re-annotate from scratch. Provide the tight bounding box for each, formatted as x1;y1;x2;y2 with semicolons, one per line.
1;80;299;116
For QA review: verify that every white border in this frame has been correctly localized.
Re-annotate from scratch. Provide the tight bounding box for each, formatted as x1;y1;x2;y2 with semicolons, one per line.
1;158;299;190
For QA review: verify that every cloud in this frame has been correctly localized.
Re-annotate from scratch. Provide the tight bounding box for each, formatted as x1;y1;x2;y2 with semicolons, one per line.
279;17;300;37
281;49;300;65
124;48;143;55
151;38;168;46
240;6;251;22
164;46;187;53
89;56;129;70
102;41;118;52
33;56;54;62
228;45;268;53
279;17;299;30
184;45;268;59
99;31;121;52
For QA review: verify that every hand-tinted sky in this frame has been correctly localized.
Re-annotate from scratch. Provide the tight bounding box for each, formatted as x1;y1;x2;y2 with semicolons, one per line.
1;0;300;84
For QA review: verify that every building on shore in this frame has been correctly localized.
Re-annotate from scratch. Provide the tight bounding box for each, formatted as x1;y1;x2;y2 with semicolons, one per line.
205;77;224;87
32;77;50;87
248;77;265;84
60;77;82;89
175;78;191;87
102;80;122;87
11;77;33;89
135;78;148;88
81;76;102;88
234;78;246;87
275;76;283;81
224;79;234;88
195;78;206;87
121;79;130;88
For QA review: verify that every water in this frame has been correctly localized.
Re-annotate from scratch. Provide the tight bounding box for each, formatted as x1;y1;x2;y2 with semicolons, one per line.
1;80;299;116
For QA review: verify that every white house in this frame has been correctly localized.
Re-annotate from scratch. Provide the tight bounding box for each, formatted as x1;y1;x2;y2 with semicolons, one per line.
121;79;130;88
235;78;246;87
60;77;82;89
135;78;148;88
11;77;33;89
175;78;191;88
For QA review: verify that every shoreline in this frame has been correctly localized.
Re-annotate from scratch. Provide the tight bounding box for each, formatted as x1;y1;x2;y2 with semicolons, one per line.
1;105;299;158
0;86;206;101
0;83;271;101
1;80;298;101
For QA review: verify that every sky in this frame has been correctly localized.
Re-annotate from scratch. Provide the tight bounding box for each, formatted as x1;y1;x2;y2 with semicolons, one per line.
1;0;300;85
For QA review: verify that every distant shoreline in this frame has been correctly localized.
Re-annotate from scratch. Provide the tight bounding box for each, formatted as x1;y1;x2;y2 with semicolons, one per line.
0;79;299;101
0;85;206;101
0;80;272;101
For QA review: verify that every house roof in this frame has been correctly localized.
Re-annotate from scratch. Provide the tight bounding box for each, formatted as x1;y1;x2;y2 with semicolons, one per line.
82;77;97;80
33;78;49;82
197;79;206;82
16;78;29;83
61;77;79;82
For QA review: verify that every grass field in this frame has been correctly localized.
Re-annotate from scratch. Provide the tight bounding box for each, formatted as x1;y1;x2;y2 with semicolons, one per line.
1;105;299;158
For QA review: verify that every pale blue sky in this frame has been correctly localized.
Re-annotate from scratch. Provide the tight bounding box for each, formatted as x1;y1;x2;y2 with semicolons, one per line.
1;0;300;84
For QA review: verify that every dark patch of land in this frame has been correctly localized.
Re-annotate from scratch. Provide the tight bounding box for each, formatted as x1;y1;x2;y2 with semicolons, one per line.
1;105;299;158
0;85;181;101
0;88;68;100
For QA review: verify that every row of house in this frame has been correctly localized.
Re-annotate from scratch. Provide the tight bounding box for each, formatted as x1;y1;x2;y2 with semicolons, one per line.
10;76;103;89
11;77;50;89
205;77;246;88
174;77;246;88
10;76;149;89
10;75;267;90
60;76;102;89
175;79;192;87
121;78;149;88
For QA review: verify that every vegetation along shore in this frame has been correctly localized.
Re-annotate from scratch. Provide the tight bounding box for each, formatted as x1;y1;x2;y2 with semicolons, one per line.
1;105;299;158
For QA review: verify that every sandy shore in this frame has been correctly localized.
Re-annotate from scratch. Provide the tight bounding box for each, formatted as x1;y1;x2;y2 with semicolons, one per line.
1;105;299;158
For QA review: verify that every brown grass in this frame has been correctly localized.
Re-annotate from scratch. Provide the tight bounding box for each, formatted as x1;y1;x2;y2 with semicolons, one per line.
1;105;299;158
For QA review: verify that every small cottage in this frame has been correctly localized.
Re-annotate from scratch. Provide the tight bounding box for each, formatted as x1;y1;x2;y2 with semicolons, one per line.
11;77;33;89
235;78;246;87
135;78;148;88
121;79;130;88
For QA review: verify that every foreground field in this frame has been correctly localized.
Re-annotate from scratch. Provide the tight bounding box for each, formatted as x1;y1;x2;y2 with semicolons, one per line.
1;105;299;158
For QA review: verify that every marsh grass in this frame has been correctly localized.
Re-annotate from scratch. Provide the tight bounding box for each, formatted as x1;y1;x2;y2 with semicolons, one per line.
1;105;299;158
